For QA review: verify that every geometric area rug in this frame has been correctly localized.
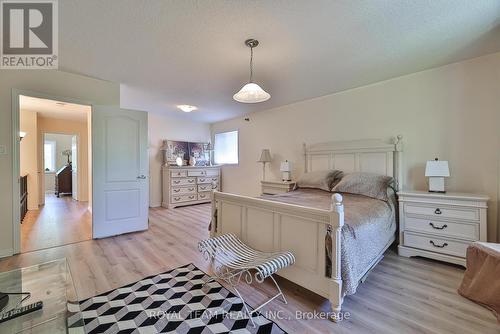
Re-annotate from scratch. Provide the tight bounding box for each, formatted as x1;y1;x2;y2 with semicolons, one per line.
68;263;286;334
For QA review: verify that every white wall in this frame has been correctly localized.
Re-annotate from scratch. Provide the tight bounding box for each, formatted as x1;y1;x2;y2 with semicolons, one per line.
20;110;39;210
148;113;211;207
211;52;500;242
0;70;119;257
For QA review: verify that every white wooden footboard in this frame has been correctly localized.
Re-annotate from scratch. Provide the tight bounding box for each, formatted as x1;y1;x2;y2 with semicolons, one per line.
210;191;345;314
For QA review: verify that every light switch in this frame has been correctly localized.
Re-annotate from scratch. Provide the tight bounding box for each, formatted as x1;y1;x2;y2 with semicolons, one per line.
0;145;7;155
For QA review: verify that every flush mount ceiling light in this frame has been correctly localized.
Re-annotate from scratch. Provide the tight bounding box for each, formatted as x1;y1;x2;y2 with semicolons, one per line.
233;39;270;104
177;105;198;113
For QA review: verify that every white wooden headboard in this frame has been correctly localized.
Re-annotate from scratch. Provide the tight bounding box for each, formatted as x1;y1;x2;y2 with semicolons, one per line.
304;136;403;191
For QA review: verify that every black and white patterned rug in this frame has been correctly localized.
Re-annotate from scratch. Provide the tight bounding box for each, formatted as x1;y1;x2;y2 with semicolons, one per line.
68;263;286;334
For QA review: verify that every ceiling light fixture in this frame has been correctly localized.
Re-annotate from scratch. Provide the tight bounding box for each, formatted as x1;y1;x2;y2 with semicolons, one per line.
177;105;198;113
233;39;270;104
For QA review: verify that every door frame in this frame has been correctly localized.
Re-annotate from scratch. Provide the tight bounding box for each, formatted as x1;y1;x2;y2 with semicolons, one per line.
11;89;93;254
40;131;80;204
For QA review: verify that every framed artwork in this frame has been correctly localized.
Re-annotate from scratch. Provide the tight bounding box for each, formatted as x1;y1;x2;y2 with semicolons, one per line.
164;140;189;165
188;142;210;166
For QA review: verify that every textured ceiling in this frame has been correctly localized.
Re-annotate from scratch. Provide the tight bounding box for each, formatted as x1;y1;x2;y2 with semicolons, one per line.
58;0;500;123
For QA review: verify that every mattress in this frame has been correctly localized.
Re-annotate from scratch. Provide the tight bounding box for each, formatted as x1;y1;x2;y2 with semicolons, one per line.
261;188;397;295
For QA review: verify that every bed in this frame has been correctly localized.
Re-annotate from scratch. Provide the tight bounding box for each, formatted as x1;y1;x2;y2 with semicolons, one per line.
210;136;403;318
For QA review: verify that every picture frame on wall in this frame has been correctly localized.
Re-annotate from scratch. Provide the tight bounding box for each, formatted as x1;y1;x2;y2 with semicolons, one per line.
188;142;210;166
163;140;189;165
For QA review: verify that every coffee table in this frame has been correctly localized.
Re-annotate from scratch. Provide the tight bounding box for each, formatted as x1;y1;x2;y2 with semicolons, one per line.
0;258;84;333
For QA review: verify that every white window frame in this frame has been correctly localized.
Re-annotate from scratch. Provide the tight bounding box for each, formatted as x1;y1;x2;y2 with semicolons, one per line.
214;130;239;165
44;140;56;172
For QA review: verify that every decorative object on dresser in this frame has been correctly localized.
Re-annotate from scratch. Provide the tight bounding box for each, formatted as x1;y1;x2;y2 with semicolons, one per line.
425;158;450;193
280;160;291;181
55;164;72;197
261;180;296;195
161;140;210;166
258;149;272;180
162;165;221;208
398;190;488;266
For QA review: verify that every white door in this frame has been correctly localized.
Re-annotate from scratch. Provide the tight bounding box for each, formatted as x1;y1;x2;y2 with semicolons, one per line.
92;106;149;238
71;135;78;200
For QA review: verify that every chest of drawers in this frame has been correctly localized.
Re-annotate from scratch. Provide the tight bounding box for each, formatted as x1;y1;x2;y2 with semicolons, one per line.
162;166;221;208
398;191;488;266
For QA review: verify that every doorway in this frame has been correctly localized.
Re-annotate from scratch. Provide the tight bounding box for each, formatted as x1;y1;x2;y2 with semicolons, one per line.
18;95;92;253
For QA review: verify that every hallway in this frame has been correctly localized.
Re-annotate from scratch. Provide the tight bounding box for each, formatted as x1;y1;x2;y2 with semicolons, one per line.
21;194;91;253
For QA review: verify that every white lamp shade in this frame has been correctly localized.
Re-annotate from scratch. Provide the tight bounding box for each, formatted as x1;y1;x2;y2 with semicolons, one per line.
233;83;270;103
280;161;291;172
258;149;272;162
425;160;450;177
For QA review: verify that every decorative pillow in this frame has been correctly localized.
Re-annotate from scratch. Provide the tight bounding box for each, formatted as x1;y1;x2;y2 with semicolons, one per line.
296;170;332;191
296;170;344;191
326;169;344;190
332;172;394;201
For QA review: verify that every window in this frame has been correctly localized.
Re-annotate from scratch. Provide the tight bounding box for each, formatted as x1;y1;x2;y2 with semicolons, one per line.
44;141;56;172
214;130;238;164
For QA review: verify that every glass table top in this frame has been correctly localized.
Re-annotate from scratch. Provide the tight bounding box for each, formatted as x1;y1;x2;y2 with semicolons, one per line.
0;258;84;334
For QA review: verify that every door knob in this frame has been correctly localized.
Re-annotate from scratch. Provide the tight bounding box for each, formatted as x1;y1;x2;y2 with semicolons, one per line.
137;175;147;179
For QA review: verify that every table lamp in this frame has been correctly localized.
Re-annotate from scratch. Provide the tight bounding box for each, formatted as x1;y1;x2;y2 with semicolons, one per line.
258;149;272;180
280;160;291;181
425;158;450;193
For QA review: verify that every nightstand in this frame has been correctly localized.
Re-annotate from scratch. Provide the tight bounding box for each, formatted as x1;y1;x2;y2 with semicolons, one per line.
261;180;296;195
398;190;488;266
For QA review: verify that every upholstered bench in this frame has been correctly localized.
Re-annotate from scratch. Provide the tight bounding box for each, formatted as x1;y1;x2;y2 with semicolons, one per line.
458;242;500;322
199;234;295;326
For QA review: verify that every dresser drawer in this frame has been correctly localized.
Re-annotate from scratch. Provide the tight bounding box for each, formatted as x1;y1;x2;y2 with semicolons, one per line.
171;194;197;203
405;216;479;241
404;232;469;258
197;192;211;201
187;170;207;177
197;176;219;184
171;170;187;178
171;186;196;195
404;203;479;221
197;184;211;192
205;169;219;177
171;178;196;186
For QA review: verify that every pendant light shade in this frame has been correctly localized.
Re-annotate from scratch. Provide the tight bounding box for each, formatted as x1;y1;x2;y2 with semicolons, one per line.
233;82;270;103
233;39;270;104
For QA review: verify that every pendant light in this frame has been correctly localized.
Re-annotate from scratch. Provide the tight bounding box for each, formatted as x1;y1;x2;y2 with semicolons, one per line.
233;39;271;103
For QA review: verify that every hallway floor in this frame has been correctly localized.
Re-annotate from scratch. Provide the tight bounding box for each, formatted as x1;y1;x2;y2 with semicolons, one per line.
21;194;92;253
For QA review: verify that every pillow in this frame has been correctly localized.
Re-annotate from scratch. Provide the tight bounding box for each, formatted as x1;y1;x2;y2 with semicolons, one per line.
332;172;394;201
296;170;344;191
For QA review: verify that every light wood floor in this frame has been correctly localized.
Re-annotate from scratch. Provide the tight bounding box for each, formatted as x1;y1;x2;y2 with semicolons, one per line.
21;194;92;253
3;204;498;333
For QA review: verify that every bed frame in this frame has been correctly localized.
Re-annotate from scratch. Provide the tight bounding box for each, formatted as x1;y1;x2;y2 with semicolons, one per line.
210;136;403;319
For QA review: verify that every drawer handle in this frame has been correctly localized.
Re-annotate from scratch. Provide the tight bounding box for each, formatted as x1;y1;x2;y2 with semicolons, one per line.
173;189;180;193
188;195;195;199
200;186;206;190
434;208;442;215
429;240;448;248
212;178;217;181
199;178;206;182
173;180;180;184
188;180;194;183
429;222;447;230
174;197;181;201
200;194;206;198
188;188;194;191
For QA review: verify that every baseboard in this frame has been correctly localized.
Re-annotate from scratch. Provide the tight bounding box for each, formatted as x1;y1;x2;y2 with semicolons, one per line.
0;248;14;258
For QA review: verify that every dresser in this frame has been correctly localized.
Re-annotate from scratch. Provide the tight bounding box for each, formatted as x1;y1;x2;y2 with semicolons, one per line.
261;180;296;195
398;191;488;266
162;166;221;208
55;164;72;197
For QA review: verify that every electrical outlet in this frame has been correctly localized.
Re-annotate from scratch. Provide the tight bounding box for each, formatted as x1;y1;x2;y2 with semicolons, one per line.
0;145;7;155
